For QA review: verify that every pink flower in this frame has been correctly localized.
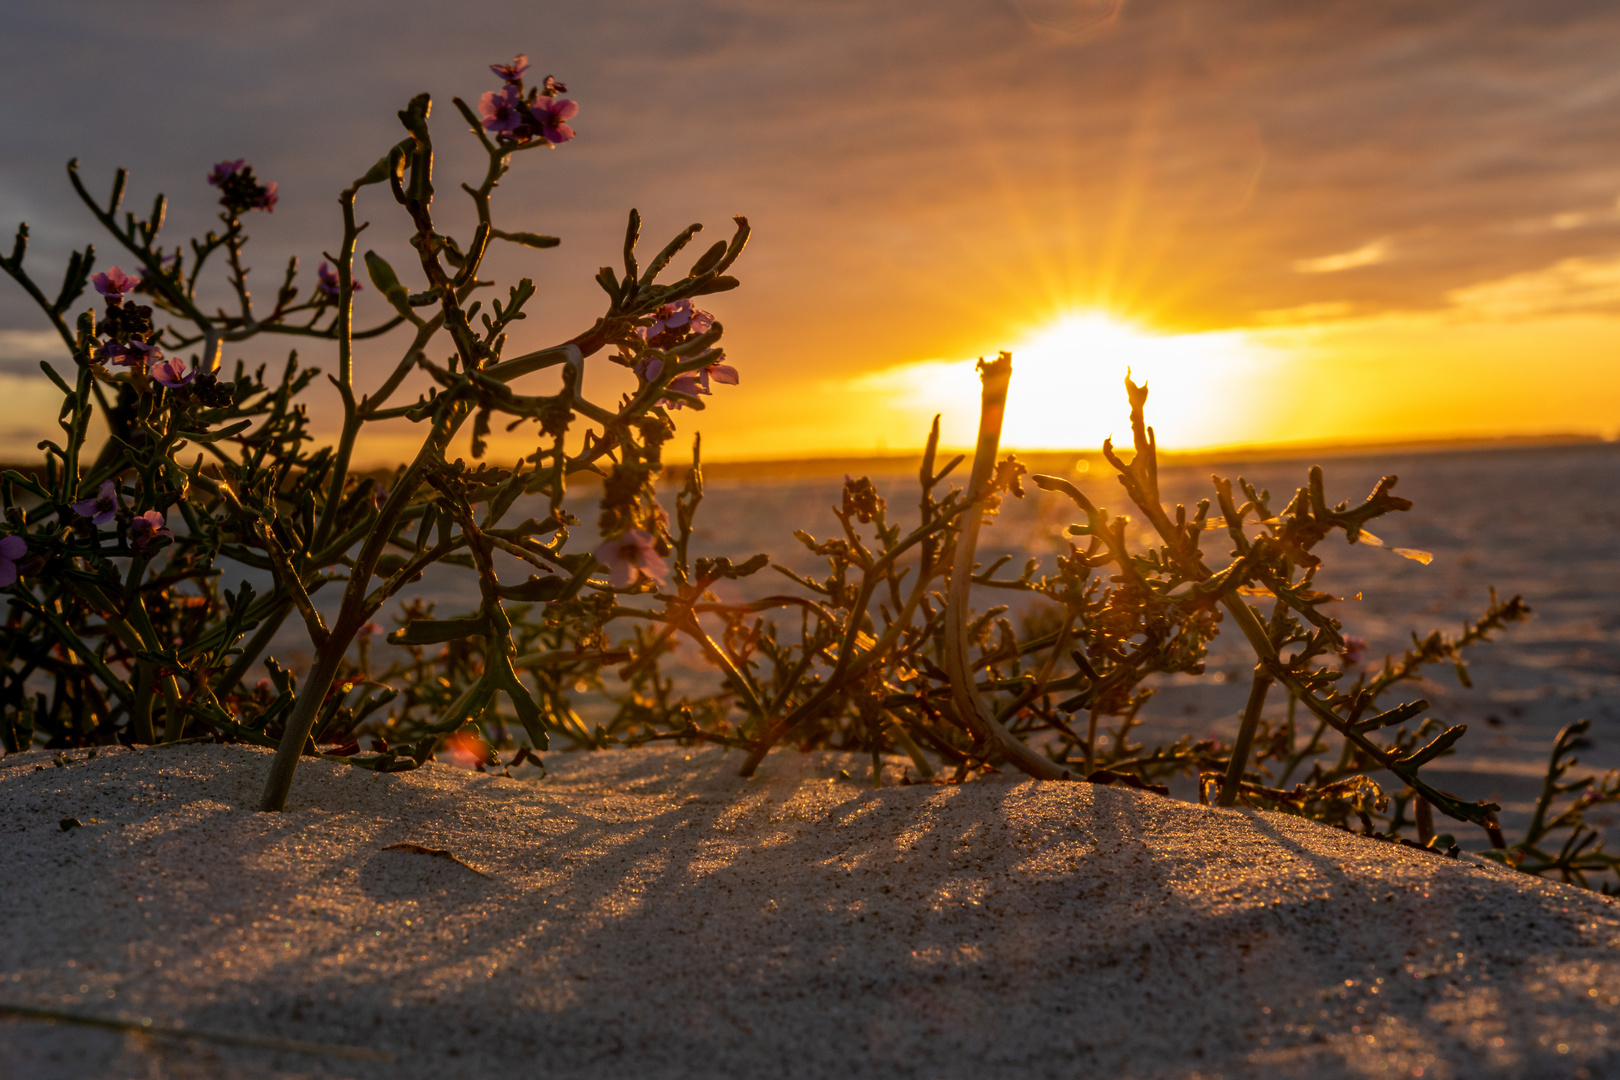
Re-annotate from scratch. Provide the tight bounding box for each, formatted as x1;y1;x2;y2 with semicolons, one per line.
357;621;384;642
149;355;196;388
129;510;172;551
635;300;713;344
663;373;706;408
0;534;25;587
1342;636;1368;665
633;342;739;410
491;54;529;83
703;360;739;389
72;480;119;526
528;95;578;146
92;267;140;299
592;529;668;589
542;75;567;96
479;86;528;137
255;181;278;212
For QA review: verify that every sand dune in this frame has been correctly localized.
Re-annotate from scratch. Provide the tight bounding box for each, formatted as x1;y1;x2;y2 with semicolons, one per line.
2;743;1617;1078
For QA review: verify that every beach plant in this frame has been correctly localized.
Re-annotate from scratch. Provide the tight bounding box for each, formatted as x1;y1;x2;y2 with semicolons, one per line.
0;53;1615;890
0;55;750;811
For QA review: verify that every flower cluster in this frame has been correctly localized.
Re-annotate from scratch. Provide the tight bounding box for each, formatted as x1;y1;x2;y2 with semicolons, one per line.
477;54;578;147
86;266;196;386
90;266;161;369
632;300;739;409
207;159;278;216
69;481;171;551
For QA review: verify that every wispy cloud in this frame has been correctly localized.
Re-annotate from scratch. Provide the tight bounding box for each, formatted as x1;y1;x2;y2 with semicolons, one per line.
1447;254;1620;319
1293;239;1392;275
0;330;68;377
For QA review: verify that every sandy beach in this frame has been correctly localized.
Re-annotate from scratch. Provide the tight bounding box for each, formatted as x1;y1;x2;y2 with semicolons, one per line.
2;742;1617;1079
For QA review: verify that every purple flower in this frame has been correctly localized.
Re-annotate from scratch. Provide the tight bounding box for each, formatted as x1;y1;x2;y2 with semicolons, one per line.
208;159;247;187
98;338;162;369
96;341;131;366
528;95;578;146
92;266;140;299
491;54;529;83
254;181;278;212
72;480;120;526
316;260;345;300
630;355;701;408
0;535;25;587
129;510;172;552
479;86;528;137
1342;636;1368;665
542;75;568;96
148;355;196;388
592;529;668;589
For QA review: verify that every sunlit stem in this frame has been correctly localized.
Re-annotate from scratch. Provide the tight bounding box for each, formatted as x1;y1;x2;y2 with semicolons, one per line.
159;675;183;743
1414;796;1435;845
1217;667;1273;807
942;353;1068;782
1083;709;1099;777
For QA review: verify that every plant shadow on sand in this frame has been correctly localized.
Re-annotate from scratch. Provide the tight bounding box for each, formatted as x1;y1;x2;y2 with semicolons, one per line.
3;743;1619;1079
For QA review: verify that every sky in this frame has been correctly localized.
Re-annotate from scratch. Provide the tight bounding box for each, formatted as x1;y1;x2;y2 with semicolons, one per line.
2;1;1619;462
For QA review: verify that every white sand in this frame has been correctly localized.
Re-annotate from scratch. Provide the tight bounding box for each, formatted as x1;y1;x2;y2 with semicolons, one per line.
1;743;1617;1079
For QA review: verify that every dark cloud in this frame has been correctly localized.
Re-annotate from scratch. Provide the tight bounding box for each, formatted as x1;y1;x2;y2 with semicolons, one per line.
2;0;1617;394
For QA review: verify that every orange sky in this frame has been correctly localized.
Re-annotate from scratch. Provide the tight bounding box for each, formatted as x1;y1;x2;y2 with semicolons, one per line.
2;2;1618;462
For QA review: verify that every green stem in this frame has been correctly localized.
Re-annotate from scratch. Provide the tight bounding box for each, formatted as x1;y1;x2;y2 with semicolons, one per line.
130;663;155;744
160;675;183;742
1217;668;1273;807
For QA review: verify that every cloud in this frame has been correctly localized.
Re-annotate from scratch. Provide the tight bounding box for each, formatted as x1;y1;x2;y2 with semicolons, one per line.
1510;196;1620;234
1293;239;1392;275
0;330;69;377
5;0;1620;421
1447;254;1620;319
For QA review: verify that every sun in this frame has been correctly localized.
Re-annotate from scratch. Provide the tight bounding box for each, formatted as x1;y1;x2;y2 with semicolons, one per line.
855;311;1279;451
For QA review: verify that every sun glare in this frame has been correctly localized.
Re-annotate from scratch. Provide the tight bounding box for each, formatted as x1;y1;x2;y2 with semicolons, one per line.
855;312;1279;451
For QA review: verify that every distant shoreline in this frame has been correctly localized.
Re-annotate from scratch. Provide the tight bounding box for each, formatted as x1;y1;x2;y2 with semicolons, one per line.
665;431;1612;483
8;432;1606;488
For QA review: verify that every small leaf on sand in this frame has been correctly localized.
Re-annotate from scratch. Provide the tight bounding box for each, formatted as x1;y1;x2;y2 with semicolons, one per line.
381;843;489;878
